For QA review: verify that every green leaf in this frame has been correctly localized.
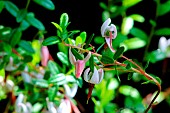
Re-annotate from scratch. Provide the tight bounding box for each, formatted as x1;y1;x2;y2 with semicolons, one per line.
113;46;125;60
2;42;12;54
94;36;105;44
60;13;69;28
80;31;86;43
57;52;69;66
48;86;58;101
5;1;19;17
129;14;145;22
130;27;148;42
32;79;48;88
122;38;146;50
51;22;62;32
89;55;94;73
18;40;35;53
126;62;131;70
112;33;128;49
71;48;83;60
154;28;170;36
33;0;55;10
75;36;83;45
102;11;110;22
0;1;4;13
42;36;60;46
23;54;33;63
48;73;66;86
121;17;134;35
96;42;105;53
0;26;12;41
32;103;43;113
47;60;60;75
101;54;114;64
145;50;165;63
20;20;30;31
158;1;170;16
119;85;140;98
149;19;156;27
123;0;141;8
127;73;133;80
16;9;27;23
76;77;83;88
10;29;22;47
68;30;80;38
26;12;45;30
85;33;94;49
99;2;108;10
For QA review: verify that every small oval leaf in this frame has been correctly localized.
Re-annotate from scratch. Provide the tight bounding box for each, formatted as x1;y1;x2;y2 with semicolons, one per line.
42;36;60;46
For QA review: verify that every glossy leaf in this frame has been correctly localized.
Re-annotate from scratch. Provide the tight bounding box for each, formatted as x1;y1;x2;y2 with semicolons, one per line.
51;22;62;32
127;73;133;80
122;0;141;8
101;48;114;64
0;1;4;13
85;33;94;49
94;36;105;44
23;54;33;63
20;20;30;31
33;0;55;10
26;12;45;30
5;1;19;17
121;17;134;35
68;30;80;38
145;50;165;63
42;36;60;46
122;38;146;50
113;46;125;60
10;29;22;47
18;40;35;53
158;1;170;16
47;60;60;75
16;9;27;23
48;73;66;86
0;26;12;41
32;79;48;88
130;27;148;42
80;31;86;43
57;52;69;66
154;28;170;36
60;13;69;28
75;36;83;45
48;86;58;101
71;48;83;60
129;14;145;22
2;42;12;54
89;55;94;73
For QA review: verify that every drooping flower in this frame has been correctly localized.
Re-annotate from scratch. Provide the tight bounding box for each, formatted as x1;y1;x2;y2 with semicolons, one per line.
83;66;104;102
158;36;170;57
84;66;104;84
101;18;117;52
64;83;78;98
41;46;50;66
15;93;32;113
69;48;91;78
5;57;19;71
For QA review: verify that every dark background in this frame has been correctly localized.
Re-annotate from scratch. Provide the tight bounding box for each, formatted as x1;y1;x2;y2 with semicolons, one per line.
1;0;170;112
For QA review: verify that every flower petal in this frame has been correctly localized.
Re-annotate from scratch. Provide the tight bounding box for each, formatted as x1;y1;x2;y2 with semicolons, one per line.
105;37;115;52
89;66;99;84
83;68;91;82
41;46;50;66
159;37;167;52
75;60;85;78
69;48;76;65
64;83;78;98
84;52;91;63
109;24;117;39
98;68;104;83
101;18;111;37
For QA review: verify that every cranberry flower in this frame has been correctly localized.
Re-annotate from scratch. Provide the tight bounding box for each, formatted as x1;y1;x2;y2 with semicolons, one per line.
41;46;50;66
84;66;104;84
69;48;91;78
158;36;170;57
101;18;117;52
